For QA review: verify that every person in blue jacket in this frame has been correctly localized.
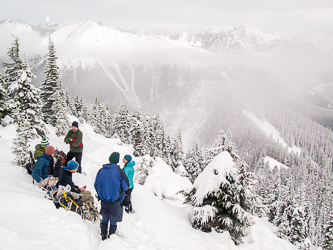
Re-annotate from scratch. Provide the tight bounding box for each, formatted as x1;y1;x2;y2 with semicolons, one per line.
94;152;129;240
122;155;135;213
32;146;55;188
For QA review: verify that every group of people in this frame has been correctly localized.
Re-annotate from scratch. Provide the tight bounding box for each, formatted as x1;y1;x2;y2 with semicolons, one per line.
31;121;136;240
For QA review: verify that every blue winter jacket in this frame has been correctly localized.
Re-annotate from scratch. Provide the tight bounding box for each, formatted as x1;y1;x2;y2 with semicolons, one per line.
94;163;129;202
32;153;51;183
123;161;135;189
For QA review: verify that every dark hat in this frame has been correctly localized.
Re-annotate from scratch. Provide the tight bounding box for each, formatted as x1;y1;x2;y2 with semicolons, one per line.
44;146;55;156
72;121;79;128
65;160;79;170
109;152;120;164
124;155;132;162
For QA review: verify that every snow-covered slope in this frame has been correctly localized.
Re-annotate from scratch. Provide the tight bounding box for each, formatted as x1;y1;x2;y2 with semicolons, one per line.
0;121;297;250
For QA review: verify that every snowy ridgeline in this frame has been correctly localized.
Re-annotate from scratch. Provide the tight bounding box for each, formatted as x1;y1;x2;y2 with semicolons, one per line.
0;121;298;250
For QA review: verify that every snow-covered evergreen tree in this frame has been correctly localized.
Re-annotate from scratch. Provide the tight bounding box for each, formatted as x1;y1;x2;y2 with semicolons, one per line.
184;142;204;183
73;94;83;118
52;89;70;136
322;213;333;250
40;38;62;125
2;37;47;137
133;155;154;185
171;131;184;169
130;108;148;157
2;37;47;166
183;151;259;245
113;104;130;144
0;74;8;121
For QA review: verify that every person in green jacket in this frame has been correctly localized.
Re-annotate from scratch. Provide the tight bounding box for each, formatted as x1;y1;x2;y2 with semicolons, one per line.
34;137;50;160
64;121;83;173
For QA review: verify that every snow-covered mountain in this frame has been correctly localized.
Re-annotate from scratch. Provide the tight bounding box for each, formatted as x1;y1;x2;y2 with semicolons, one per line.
1;18;333;148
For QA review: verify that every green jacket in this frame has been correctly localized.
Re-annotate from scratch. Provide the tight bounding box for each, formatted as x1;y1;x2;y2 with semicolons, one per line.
34;144;45;160
64;129;83;153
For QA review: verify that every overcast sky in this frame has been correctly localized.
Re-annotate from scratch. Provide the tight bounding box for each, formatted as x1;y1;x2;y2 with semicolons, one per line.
1;0;333;36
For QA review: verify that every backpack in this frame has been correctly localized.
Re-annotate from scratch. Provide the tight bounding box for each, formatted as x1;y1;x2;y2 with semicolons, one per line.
53;150;67;178
25;151;36;175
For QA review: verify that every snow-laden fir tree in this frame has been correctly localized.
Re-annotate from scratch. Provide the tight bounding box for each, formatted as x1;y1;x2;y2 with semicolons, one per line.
52;89;70;136
40;38;62;125
89;97;104;134
184;141;204;183
102;105;113;138
133;155;154;185
113;104;130;144
171;131;184;170
64;90;75;115
2;37;47;138
322;213;333;250
0;74;8;121
12;118;35;166
73;94;83;118
2;37;47;165
130;108;149;157
183;150;260;245
150;114;165;158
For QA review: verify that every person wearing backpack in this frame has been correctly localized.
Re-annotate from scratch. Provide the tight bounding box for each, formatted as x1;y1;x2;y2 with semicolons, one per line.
34;137;49;160
57;160;93;204
94;152;129;240
64;121;83;173
32;146;55;188
122;155;135;213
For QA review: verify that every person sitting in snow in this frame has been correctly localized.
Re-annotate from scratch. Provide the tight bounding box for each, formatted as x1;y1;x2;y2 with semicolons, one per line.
64;121;83;174
57;160;94;204
122;154;135;213
32;146;55;188
94;152;129;240
34;137;50;160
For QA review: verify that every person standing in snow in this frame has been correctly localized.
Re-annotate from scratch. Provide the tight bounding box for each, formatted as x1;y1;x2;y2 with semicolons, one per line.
122;154;135;213
32;146;55;188
94;152;129;240
64;121;83;173
34;137;49;160
57;160;94;204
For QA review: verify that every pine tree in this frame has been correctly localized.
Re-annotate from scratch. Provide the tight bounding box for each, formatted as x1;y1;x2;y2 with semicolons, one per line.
183;151;259;245
322;214;333;250
40;38;62;125
184;142;204;183
130;108;147;156
2;37;47;166
133;155;154;185
113;104;130;143
52;89;70;136
2;37;47;137
73;94;83;118
0;74;8;121
171;131;184;170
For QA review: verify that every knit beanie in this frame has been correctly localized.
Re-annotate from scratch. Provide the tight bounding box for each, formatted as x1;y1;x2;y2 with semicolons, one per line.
40;138;49;148
65;160;79;170
124;155;132;162
44;146;55;156
72;121;79;128
109;152;120;164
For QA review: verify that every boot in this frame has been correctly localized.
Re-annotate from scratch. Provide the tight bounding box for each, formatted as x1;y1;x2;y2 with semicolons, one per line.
100;222;108;241
109;224;117;236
